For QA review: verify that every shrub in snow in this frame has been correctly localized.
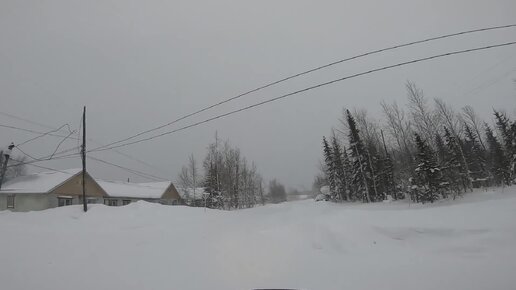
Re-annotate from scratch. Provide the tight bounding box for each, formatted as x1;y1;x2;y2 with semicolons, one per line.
315;193;328;202
315;186;331;202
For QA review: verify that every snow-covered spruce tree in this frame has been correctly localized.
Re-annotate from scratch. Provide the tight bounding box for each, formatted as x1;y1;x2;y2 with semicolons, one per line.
203;160;221;208
434;98;472;192
464;124;489;187
434;132;447;166
341;145;353;201
413;133;442;203
346;109;374;202
322;136;337;198
331;135;348;201
375;150;396;200
511;122;516;179
443;126;469;195
485;124;511;186
494;110;516;182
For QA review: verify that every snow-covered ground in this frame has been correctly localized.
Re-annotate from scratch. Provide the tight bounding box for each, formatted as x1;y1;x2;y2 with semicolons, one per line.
1;187;516;290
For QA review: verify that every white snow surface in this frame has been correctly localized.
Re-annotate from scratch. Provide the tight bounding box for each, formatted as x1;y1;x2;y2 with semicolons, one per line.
0;168;81;194
2;187;516;290
97;180;170;198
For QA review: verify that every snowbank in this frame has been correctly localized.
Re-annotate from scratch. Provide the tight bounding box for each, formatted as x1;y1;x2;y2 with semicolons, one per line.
1;187;516;290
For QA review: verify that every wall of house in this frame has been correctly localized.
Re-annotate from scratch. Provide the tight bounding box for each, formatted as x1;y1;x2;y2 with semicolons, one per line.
103;197;162;206
102;197;182;206
47;195;104;208
51;173;106;197
0;193;105;212
0;193;51;212
162;183;181;201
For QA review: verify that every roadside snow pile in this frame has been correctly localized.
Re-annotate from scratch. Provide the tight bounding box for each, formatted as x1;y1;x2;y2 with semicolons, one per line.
1;187;516;290
315;185;331;201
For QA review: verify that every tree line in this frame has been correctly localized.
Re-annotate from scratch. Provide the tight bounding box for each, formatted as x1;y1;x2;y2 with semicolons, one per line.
318;81;516;203
177;134;287;209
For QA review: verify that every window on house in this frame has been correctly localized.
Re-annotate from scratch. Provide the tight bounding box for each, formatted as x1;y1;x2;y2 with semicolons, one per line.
122;200;131;206
58;197;73;207
79;197;96;204
107;199;118;206
7;195;15;209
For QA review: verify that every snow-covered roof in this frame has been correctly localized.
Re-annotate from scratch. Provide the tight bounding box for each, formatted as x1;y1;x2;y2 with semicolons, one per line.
97;180;172;199
0;168;82;194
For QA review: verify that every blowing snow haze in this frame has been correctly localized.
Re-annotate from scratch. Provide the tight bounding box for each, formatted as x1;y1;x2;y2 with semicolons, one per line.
1;0;515;189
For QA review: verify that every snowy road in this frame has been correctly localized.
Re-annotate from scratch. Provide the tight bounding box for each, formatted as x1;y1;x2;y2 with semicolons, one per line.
1;187;516;290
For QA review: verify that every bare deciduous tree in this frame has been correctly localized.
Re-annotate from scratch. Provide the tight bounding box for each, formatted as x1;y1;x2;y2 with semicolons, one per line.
462;105;487;151
406;81;440;145
381;100;414;159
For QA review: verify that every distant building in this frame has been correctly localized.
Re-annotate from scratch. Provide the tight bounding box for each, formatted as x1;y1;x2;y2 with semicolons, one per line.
0;168;106;212
97;180;182;206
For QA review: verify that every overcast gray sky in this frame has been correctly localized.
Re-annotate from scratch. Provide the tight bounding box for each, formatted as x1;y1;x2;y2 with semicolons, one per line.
1;0;515;190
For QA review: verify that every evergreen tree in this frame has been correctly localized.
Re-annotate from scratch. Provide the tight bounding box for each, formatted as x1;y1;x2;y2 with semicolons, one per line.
331;136;348;201
485;124;510;185
511;122;516;179
435;132;447;165
443;126;469;194
376;152;396;200
341;145;353;201
494;111;514;152
413;133;442;203
322;136;337;197
464;124;488;186
346;110;374;202
203;160;222;208
494;111;515;182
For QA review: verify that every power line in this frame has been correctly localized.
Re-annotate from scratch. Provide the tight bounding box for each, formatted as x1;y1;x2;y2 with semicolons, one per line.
12;144;167;182
13;146;41;161
7;153;79;168
0;111;61;131
1;115;167;174
87;156;168;181
89;23;516;152
6;150;81;168
0;123;77;140
88;40;516;152
49;129;77;159
17;124;74;147
10;158;72;174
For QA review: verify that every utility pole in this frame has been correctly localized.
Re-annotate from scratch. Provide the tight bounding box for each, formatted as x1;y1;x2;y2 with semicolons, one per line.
0;142;15;190
82;106;87;212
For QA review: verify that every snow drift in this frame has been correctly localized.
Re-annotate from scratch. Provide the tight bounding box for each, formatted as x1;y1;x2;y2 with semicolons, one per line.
1;187;516;290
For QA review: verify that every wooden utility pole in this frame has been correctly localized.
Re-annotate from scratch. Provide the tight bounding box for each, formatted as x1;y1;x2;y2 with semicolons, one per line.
82;106;87;212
